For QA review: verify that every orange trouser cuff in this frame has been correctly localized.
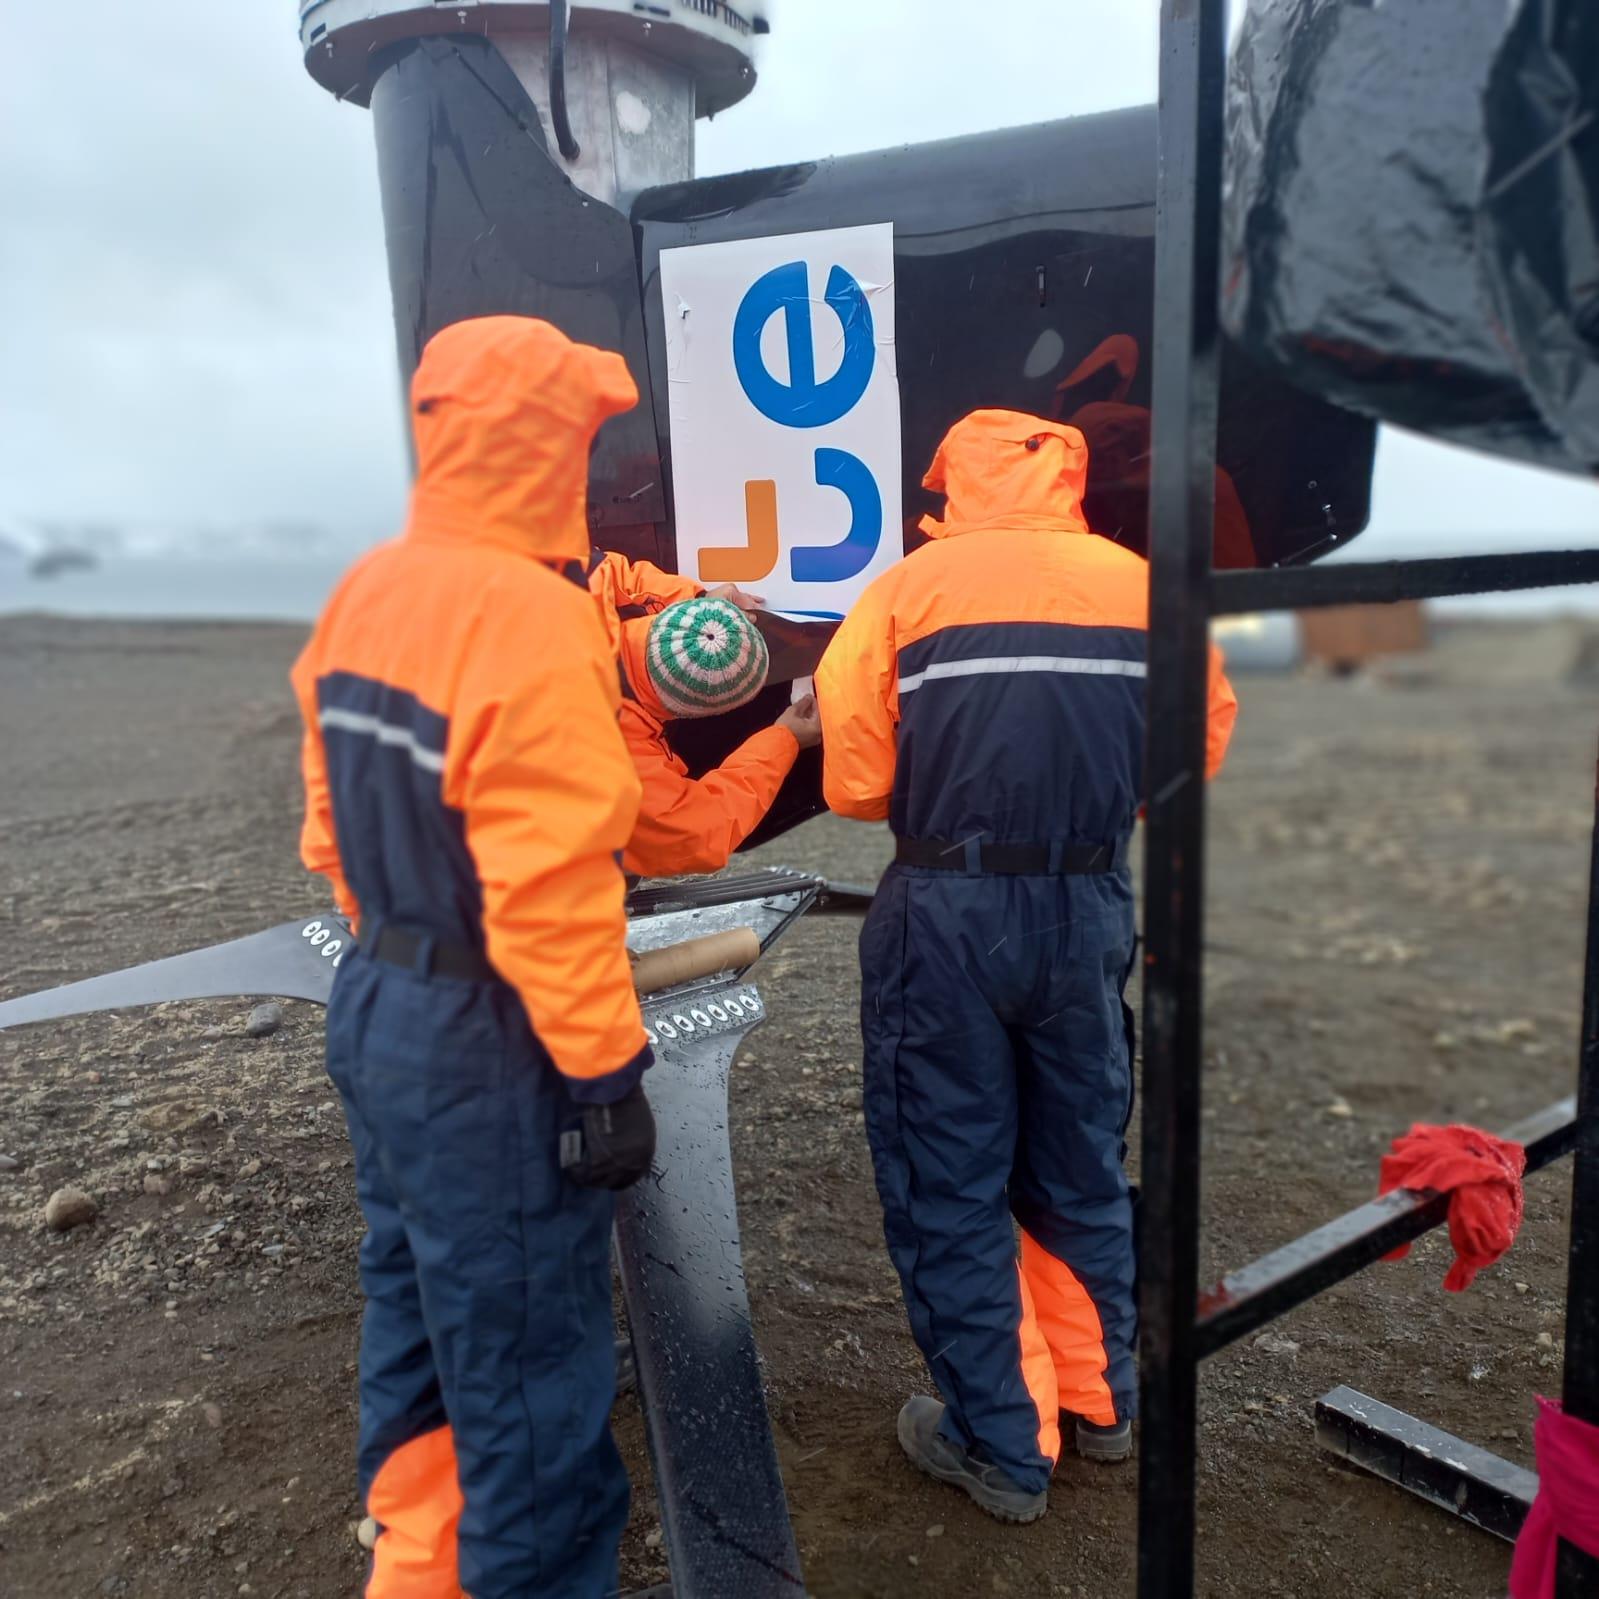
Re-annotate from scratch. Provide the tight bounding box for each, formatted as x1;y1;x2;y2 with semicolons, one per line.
1016;1265;1062;1464
366;1424;467;1599
1020;1229;1118;1427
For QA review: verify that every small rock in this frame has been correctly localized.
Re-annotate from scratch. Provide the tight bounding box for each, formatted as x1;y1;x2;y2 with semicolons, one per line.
203;1403;223;1428
1326;1099;1354;1119
0;1153;19;1173
245;1004;283;1040
139;1101;203;1135
356;1516;378;1551
1537;1331;1555;1350
926;1523;945;1538
45;1187;98;1232
238;1159;263;1180
1515;1282;1531;1295
1253;1334;1300;1359
143;1175;172;1197
201;1026;225;1043
110;1096;134;1111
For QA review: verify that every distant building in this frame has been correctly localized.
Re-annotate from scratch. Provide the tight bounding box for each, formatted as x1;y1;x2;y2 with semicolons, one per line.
1299;602;1429;674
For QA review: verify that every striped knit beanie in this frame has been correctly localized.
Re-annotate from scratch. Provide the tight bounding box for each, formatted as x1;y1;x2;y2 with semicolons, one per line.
645;598;770;718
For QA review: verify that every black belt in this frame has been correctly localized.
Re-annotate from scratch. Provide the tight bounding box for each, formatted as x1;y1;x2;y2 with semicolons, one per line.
894;837;1129;875
370;925;497;982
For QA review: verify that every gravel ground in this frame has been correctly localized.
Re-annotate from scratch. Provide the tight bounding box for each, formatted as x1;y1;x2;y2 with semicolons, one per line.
1;613;1593;1598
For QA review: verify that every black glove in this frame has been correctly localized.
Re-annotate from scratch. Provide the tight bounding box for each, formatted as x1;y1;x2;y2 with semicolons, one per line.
560;1084;657;1191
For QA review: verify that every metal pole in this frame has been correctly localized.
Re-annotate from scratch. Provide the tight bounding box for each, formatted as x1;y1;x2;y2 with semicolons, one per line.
1556;739;1599;1597
1138;1;1228;1595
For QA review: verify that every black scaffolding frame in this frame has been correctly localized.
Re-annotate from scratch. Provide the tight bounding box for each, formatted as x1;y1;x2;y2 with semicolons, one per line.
1137;2;1599;1594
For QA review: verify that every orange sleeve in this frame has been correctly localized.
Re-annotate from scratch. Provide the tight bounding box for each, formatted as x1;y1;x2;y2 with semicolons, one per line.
590;551;702;657
452;584;648;1100
1206;640;1239;780
289;634;360;924
617;553;701;608
815;581;899;822
622;717;799;877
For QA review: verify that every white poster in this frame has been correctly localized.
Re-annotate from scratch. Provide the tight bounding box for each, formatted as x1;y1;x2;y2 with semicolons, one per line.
660;223;902;621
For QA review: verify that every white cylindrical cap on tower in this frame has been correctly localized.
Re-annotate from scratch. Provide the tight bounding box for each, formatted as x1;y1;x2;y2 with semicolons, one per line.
298;0;766;118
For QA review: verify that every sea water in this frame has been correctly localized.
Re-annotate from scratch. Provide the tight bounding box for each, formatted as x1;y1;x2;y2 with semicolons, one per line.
0;555;353;623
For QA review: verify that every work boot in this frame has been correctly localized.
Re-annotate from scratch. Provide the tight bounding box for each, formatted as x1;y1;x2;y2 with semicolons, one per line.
1064;1411;1134;1464
896;1396;1048;1524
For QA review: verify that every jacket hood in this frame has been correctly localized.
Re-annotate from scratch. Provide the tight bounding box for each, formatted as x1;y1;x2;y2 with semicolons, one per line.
919;409;1091;539
405;316;638;563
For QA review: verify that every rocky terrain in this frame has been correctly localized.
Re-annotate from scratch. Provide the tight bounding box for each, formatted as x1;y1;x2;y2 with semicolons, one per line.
1;614;1593;1597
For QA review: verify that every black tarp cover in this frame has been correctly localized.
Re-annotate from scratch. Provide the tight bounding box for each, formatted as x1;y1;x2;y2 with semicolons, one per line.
1224;0;1599;474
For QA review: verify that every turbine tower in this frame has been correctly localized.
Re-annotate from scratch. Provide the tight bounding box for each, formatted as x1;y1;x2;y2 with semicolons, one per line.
298;1;771;559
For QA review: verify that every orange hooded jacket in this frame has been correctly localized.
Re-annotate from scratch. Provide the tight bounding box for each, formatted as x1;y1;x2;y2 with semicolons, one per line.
816;409;1237;833
291;317;649;1090
616;615;799;877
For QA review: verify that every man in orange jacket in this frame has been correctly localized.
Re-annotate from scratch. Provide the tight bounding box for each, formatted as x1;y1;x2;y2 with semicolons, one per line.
292;316;656;1599
617;597;820;877
816;409;1237;1524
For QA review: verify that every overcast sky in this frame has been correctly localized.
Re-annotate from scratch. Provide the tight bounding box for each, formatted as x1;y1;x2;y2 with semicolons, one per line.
2;0;1593;561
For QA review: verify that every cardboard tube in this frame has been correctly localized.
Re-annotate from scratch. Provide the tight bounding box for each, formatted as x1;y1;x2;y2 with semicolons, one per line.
630;928;760;995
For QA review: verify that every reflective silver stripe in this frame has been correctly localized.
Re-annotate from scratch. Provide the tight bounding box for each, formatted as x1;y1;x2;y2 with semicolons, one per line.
318;707;446;774
897;655;1148;695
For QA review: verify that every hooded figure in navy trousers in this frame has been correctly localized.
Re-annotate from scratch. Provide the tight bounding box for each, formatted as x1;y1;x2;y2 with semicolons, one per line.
293;317;658;1598
815;409;1237;1522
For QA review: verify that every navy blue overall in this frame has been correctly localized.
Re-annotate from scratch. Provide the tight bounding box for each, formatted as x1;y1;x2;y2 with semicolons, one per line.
320;670;630;1599
818;413;1236;1495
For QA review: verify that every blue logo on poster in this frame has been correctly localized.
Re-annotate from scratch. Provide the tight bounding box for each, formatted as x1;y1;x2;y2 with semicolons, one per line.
728;259;883;588
733;261;875;428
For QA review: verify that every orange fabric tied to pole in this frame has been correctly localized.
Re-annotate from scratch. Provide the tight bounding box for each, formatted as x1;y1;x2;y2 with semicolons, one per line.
1378;1123;1528;1291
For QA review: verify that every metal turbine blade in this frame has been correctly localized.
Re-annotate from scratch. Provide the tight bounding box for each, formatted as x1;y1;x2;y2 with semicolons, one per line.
0;912;350;1031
